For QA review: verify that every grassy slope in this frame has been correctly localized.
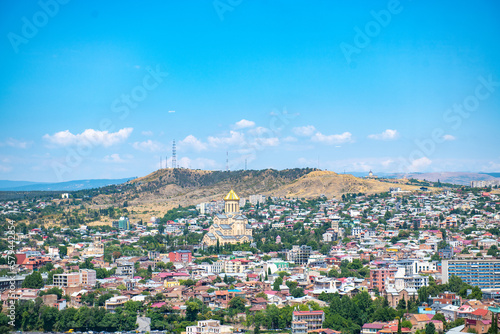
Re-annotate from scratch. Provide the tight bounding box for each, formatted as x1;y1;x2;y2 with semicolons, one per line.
89;168;426;221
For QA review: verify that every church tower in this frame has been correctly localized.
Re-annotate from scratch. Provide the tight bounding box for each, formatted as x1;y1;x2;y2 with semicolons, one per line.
224;189;240;213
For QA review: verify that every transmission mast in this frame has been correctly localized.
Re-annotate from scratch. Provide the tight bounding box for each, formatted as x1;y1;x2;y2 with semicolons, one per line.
172;140;177;169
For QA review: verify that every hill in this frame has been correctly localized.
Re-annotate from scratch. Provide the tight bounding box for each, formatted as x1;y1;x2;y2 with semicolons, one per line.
89;168;424;220
270;170;420;198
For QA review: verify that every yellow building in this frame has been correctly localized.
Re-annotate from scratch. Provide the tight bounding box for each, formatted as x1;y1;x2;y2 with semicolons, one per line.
164;280;180;288
202;190;253;247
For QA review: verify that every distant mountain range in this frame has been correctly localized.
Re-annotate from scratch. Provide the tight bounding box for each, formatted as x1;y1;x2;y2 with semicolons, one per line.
0;178;135;191
383;172;500;186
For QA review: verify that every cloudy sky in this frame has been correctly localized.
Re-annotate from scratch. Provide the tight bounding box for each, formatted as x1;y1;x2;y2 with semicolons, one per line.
1;1;499;182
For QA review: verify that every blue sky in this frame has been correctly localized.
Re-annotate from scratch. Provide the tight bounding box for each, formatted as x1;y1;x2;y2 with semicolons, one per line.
1;0;499;182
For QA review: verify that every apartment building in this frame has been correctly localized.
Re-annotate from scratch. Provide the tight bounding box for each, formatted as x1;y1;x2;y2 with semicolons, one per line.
224;259;250;274
442;259;500;289
0;276;25;291
112;216;131;230
292;310;324;334
116;262;135;277
53;272;81;287
288;245;312;265
80;269;96;286
186;319;234;334
53;269;97;287
370;267;398;292
105;296;129;312
169;250;192;263
397;259;437;275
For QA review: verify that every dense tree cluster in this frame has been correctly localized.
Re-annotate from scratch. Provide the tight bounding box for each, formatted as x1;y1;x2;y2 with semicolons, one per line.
418;276;482;303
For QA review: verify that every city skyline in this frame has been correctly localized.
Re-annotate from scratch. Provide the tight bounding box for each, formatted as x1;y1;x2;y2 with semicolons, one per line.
1;1;500;182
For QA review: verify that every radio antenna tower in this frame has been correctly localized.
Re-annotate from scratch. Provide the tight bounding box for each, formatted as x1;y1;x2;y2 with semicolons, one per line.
165;155;168;169
172;140;177;169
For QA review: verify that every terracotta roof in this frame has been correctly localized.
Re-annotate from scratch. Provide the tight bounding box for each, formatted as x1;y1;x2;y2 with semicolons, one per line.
413;314;432;322
472;309;488;316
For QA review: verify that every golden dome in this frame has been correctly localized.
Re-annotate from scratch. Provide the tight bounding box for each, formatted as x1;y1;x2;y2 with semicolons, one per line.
224;189;240;201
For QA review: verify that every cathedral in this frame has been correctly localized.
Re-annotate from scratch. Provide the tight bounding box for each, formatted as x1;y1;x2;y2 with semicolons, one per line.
202;190;253;247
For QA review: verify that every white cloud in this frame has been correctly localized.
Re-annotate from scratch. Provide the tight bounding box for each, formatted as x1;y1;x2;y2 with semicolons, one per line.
350;162;372;172
254;137;280;147
168;110;175;113
141;131;154;136
208;131;246;147
176;157;218;169
103;153;128;163
409;157;432;171
443;134;456;141
0;138;33;149
43;128;133;147
368;129;399;140
248;126;271;136
311;131;352;144
234;119;255;129
381;159;395;167
179;135;207;152
132;140;166;152
283;136;298;143
292;125;316;137
481;160;500;172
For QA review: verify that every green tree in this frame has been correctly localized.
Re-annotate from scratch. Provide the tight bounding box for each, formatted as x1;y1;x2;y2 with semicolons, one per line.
181;279;196;287
487;245;498;257
39;287;64;299
22;271;44;289
397;297;407;311
468;286;482;300
229;296;246;313
40;306;59;332
425;322;436;334
402;320;413;329
488;313;498;334
186;300;201;321
291;287;305;298
273;277;283;291
59;245;68;257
